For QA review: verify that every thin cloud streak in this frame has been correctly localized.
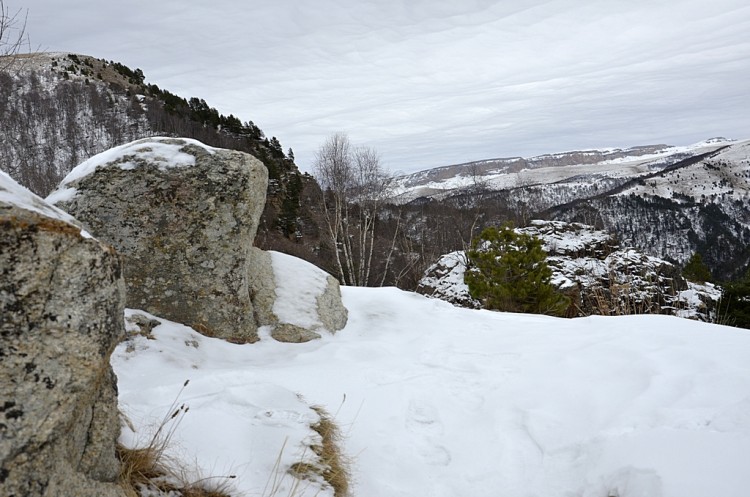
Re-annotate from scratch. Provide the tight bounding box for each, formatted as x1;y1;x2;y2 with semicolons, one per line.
18;0;750;173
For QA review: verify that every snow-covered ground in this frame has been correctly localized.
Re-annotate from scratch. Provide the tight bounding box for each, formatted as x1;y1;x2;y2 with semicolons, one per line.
113;285;750;497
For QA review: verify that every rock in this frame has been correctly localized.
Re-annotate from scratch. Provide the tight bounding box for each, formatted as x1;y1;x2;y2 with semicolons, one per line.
416;251;481;309
0;171;126;496
253;251;348;343
271;323;323;343
316;274;350;332
419;220;714;320
247;247;278;327
49;137;268;343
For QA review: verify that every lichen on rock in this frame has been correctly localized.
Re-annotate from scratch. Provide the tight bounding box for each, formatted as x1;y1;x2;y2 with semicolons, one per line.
49;137;268;342
1;171;126;496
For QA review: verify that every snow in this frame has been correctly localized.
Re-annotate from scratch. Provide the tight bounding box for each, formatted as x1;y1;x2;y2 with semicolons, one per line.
112;283;750;497
520;219;611;255
0;168;93;238
392;139;737;202
270;250;329;330
46;137;218;204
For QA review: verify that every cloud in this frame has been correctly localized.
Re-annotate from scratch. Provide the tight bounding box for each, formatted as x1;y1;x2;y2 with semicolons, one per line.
19;0;750;173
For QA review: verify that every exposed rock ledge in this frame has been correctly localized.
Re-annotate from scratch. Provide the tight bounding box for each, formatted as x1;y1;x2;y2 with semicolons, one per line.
418;220;719;320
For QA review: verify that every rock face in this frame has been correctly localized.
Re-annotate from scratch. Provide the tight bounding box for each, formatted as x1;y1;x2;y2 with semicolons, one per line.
49;137;268;342
48;137;348;343
418;220;718;320
0;171;126;496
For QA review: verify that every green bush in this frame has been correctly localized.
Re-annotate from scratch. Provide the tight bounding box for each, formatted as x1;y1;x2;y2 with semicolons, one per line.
465;224;569;316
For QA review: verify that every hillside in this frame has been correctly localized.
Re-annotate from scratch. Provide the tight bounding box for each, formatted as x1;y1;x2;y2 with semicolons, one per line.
3;52;748;286
0;52;326;264
393;139;750;280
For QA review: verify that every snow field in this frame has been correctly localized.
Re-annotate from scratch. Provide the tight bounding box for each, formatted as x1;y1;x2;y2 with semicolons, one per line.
113;287;750;497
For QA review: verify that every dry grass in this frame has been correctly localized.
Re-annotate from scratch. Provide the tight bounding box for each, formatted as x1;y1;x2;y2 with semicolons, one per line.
573;270;676;317
117;384;350;497
117;380;237;497
285;405;351;497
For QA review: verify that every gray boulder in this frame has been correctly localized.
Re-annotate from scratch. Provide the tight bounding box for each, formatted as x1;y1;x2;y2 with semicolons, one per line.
1;171;126;496
49;137;268;343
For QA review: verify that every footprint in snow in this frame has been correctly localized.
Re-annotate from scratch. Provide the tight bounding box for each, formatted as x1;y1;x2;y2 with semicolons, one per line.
406;399;452;466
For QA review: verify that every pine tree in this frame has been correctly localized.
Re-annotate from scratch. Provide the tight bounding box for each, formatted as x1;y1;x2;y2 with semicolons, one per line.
682;252;712;283
721;268;750;329
465;224;569;316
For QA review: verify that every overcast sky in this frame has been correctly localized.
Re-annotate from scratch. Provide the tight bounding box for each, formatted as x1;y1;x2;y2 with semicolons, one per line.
17;0;750;174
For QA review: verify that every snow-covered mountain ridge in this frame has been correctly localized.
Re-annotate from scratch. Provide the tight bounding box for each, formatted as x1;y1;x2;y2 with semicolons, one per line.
394;138;736;201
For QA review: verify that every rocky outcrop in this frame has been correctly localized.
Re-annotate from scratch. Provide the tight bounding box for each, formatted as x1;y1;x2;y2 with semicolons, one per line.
1;171;126;496
49;137;268;343
417;251;481;309
418;220;719;320
48;137;347;343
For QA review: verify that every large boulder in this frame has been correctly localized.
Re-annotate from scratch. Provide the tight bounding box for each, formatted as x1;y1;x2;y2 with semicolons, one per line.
48;137;268;342
0;171;126;496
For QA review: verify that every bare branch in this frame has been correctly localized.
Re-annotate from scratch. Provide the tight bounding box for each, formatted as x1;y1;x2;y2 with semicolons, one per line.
312;133;395;286
0;0;30;71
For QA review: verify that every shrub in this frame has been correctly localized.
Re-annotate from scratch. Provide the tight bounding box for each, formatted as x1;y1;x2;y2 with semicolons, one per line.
465;224;569;316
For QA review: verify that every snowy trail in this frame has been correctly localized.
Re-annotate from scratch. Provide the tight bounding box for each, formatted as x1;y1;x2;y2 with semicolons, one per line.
113;287;750;497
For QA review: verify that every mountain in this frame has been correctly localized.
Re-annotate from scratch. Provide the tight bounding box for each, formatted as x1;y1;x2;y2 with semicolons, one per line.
3;52;748;287
393;139;750;280
394;138;734;201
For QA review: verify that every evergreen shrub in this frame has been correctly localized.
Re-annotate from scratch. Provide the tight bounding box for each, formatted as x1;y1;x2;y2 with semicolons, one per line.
465;224;569;316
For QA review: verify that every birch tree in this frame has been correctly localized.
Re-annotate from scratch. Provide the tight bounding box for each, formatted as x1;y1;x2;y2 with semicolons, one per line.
313;133;393;286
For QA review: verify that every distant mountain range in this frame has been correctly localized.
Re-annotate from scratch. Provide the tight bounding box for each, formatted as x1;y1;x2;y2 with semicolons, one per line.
394;138;736;200
394;138;750;280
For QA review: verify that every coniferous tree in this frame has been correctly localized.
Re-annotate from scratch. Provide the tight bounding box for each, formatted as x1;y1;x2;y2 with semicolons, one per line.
721;268;750;329
465;224;569;316
682;252;712;283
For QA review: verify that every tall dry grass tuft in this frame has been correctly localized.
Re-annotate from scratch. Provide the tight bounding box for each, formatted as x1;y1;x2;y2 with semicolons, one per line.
116;380;237;497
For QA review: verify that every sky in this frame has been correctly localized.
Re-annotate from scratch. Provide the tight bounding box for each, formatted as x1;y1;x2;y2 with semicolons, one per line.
16;0;750;174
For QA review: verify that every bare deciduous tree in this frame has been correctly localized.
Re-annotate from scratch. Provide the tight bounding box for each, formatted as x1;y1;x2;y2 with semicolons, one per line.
313;133;394;286
0;0;30;71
